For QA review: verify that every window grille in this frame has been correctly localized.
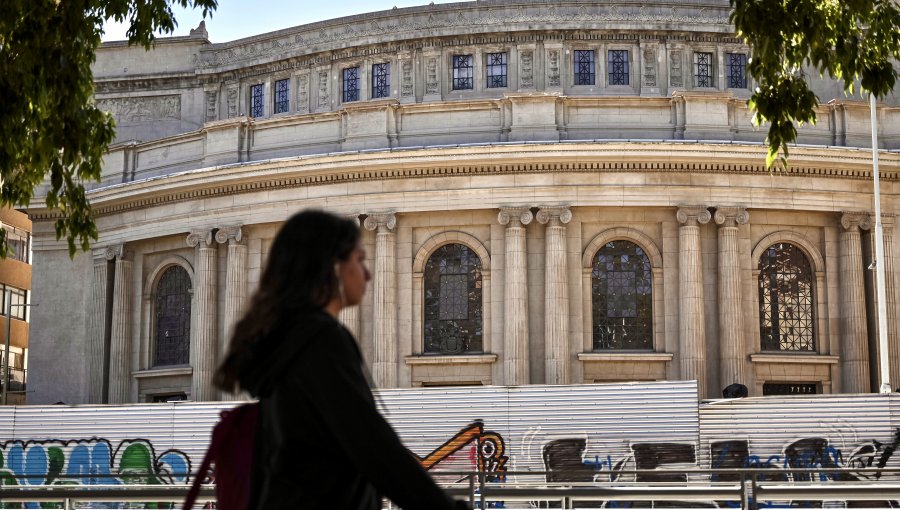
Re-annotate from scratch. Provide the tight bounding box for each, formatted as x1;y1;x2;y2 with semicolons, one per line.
574;50;596;85
486;52;508;88
608;50;630;85
423;244;483;354
452;55;474;90
273;78;290;114
249;83;264;117
154;266;192;367
694;52;714;87
758;243;815;351
371;63;390;98
342;66;360;102
763;383;818;396
592;241;653;350
726;53;747;88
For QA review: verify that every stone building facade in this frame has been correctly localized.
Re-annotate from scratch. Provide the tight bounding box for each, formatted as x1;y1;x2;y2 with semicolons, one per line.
25;0;900;404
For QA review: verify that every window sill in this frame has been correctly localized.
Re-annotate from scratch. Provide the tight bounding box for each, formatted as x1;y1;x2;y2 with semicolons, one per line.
750;354;839;364
405;354;498;365
132;366;193;378
578;352;674;362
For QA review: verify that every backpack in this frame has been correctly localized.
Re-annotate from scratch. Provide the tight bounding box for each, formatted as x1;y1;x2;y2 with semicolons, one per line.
183;402;260;510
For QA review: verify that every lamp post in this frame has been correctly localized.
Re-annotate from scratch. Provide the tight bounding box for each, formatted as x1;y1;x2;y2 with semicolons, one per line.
870;93;891;394
2;288;33;405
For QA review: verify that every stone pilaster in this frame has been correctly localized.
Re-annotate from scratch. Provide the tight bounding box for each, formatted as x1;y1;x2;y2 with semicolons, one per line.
364;213;397;388
107;245;132;404
498;207;533;386
215;226;247;342
86;249;110;404
187;229;218;401
676;206;711;397
338;215;362;338
840;212;871;393
714;206;749;390
883;218;900;390
537;206;572;385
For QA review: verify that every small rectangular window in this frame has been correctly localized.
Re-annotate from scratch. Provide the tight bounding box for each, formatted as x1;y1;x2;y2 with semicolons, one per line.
574;50;596;86
694;52;714;88
2;287;26;321
151;393;187;403
249;83;264;117
763;383;818;396
726;53;747;88
342;66;360;102
452;55;474;90
486;52;508;88
5;227;29;264
371;63;391;99
273;78;290;114
607;50;630;85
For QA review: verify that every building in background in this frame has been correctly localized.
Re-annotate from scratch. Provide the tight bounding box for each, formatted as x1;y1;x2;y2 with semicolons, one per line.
0;208;31;404
24;0;900;404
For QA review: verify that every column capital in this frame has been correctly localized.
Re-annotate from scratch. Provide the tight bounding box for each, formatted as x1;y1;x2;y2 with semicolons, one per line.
536;206;572;226
104;244;130;261
498;207;533;227
363;213;397;232
214;226;243;245
841;212;871;232
713;206;749;228
187;229;215;247
92;247;110;263
676;206;712;226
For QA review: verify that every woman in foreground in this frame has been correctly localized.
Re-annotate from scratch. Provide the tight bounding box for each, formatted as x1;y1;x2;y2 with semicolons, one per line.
214;210;463;510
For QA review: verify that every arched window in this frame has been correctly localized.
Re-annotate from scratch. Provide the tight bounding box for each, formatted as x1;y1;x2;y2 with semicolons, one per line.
592;240;653;350
758;242;815;351
423;244;483;354
154;266;192;366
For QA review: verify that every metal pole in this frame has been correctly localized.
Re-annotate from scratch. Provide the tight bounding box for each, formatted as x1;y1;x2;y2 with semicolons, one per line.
3;288;11;405
871;93;891;394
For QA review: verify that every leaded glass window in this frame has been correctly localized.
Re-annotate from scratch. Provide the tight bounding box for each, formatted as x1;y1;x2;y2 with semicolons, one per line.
342;67;360;102
694;52;713;87
592;241;653;350
273;78;290;114
608;50;630;85
486;52;507;88
154;266;192;366
758;243;815;352
726;53;747;88
452;55;474;90
423;244;483;354
574;50;596;85
372;63;390;98
249;84;264;117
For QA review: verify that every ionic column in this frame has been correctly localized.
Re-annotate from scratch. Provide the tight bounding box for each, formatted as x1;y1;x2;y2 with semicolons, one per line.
499;207;533;386
537;206;572;385
338;215;362;338
883;218;900;389
364;213;397;388
87;249;110;403
107;245;132;404
714;206;749;390
840;212;871;393
215;226;247;343
676;206;711;397
187;229;218;401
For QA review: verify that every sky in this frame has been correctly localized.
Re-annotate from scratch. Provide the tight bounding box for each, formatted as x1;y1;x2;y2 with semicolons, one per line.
102;0;465;43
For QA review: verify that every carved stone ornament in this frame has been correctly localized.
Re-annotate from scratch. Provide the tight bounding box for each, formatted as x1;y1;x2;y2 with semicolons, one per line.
520;50;534;89
105;244;129;261
498;207;534;227
713;206;750;228
317;70;330;108
536;206;572;226
205;91;218;122
669;50;683;88
95;95;181;123
425;58;439;95
547;50;561;87
214;226;244;245
227;88;238;118
401;60;414;97
841;212;872;231
642;48;657;87
363;213;397;232
186;229;215;247
676;206;712;226
297;73;310;112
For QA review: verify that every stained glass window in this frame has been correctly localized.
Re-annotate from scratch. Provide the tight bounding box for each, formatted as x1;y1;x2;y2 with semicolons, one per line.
486;52;507;88
372;63;390;98
424;244;483;354
608;50;630;85
452;55;474;90
726;53;747;88
592;241;653;350
759;243;815;351
574;50;596;85
154;266;192;366
249;84;264;117
694;52;713;87
273;78;290;114
342;67;360;102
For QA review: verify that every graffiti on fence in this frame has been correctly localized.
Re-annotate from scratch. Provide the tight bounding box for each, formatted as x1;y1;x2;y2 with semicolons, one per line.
418;421;508;482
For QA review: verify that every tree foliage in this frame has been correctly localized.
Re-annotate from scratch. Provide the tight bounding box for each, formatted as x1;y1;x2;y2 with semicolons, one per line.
731;0;900;168
0;0;216;258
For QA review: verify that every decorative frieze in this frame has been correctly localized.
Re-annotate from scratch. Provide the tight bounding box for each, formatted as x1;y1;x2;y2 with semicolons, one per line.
96;95;181;123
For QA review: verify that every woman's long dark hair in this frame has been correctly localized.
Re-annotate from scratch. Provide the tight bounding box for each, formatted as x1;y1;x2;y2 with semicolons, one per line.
214;210;361;393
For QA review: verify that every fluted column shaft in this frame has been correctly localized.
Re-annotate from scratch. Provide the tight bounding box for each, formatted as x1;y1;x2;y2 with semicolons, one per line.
538;206;571;385
364;214;397;388
338;215;362;338
883;222;900;389
714;207;749;390
107;246;132;404
87;250;110;403
840;212;871;393
677;206;711;397
216;227;247;342
499;207;533;386
188;230;218;401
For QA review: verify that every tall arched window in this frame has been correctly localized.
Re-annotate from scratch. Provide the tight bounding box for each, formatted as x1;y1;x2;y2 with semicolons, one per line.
592;240;653;350
154;266;192;366
423;243;483;354
758;242;815;351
